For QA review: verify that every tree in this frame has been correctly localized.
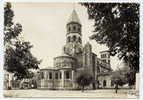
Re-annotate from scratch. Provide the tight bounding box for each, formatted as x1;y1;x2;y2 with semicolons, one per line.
124;70;136;86
111;66;136;88
111;70;126;93
81;3;139;77
76;72;93;92
4;2;22;43
111;71;126;87
4;2;40;79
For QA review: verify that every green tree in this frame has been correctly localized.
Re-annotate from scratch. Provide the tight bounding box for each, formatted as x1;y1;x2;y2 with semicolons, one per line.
81;3;139;84
76;72;93;92
4;2;40;79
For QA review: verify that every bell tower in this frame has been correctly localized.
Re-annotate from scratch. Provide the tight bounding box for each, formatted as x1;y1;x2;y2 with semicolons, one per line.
66;10;82;44
64;10;83;56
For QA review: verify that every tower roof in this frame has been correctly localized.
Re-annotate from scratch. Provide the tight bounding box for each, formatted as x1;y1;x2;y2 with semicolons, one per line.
67;10;81;24
85;42;91;46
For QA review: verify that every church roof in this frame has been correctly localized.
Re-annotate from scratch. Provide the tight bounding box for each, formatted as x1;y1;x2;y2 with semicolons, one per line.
67;9;81;24
85;42;91;46
54;52;75;59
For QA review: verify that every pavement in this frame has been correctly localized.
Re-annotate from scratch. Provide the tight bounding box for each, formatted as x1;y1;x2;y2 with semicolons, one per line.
3;89;139;98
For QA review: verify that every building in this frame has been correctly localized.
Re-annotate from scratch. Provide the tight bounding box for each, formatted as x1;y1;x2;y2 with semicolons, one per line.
37;10;113;90
4;71;14;90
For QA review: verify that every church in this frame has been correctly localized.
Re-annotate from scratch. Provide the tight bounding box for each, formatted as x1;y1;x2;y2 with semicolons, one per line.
36;10;113;90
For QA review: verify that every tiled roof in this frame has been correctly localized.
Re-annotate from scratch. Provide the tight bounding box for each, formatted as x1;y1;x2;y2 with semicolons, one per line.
67;9;81;24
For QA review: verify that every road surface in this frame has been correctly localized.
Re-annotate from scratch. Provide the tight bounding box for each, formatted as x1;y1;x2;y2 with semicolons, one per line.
4;89;138;98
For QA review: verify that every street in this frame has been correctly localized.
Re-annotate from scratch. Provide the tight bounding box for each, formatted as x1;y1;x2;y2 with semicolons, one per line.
4;89;138;98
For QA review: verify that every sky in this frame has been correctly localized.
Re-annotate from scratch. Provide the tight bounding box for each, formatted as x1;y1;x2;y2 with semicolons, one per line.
11;2;125;70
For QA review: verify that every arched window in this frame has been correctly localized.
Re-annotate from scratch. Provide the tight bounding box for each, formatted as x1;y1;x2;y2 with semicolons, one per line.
49;72;52;79
108;60;110;64
73;26;76;31
66;71;70;79
73;35;76;41
103;80;106;87
79;37;81;43
103;60;106;63
67;37;70;42
68;27;71;31
97;80;100;88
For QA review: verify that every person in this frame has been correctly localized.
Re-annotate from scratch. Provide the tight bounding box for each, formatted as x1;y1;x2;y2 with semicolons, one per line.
115;82;119;93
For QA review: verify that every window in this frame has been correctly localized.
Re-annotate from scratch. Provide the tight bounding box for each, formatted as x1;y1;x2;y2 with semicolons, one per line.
103;60;106;63
101;54;103;58
108;60;110;64
49;72;52;79
55;72;58;79
68;27;71;31
103;80;106;87
79;37;81;43
73;35;76;41
97;80;100;88
101;54;107;58
73;26;76;31
67;37;70;42
66;71;70;79
108;54;110;58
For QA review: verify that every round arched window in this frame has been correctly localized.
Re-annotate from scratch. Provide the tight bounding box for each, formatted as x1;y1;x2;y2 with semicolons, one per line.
68;27;71;31
103;80;106;87
79;37;81;43
73;35;76;41
66;71;70;79
73;26;76;31
67;36;70;42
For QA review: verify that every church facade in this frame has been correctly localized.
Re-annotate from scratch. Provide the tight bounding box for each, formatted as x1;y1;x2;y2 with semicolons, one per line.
36;10;113;90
